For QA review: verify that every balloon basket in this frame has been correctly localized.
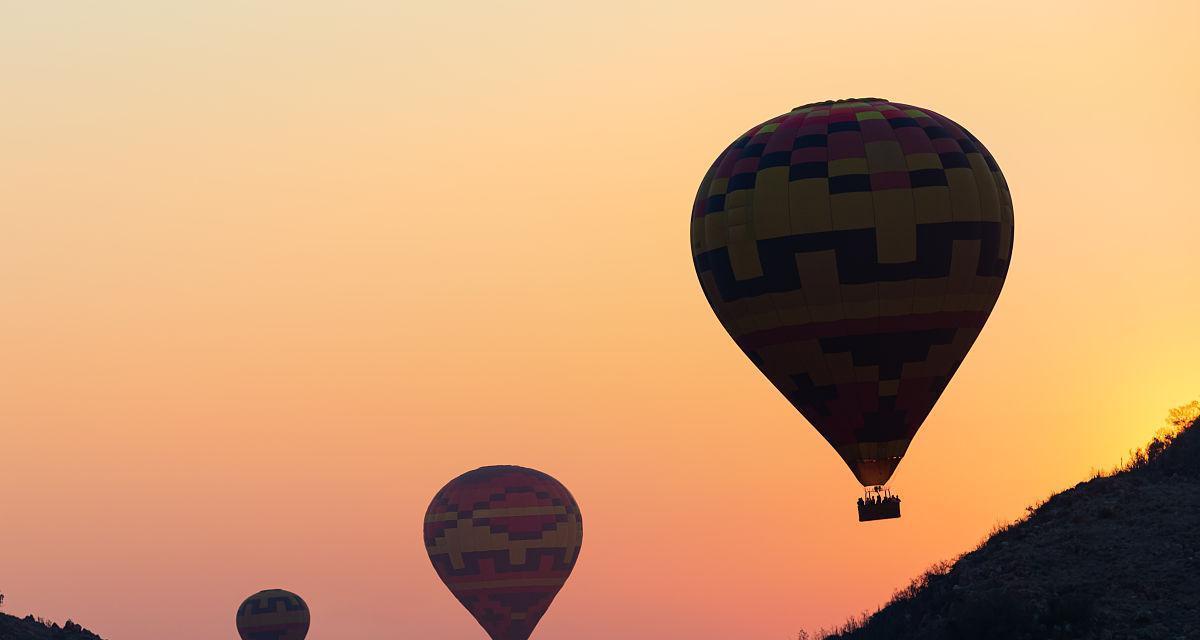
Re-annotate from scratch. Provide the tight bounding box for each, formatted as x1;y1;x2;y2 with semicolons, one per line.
857;486;901;522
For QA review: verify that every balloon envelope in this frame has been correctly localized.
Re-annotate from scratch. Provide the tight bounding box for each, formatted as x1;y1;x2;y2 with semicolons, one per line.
690;98;1013;486
235;589;309;640
425;465;583;640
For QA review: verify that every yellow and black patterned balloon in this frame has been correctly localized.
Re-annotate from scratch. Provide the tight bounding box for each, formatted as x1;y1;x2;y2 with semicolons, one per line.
691;98;1013;487
236;589;310;640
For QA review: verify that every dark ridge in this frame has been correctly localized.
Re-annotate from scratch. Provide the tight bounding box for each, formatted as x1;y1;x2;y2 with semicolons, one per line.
794;98;888;109
818;408;1200;640
0;612;104;640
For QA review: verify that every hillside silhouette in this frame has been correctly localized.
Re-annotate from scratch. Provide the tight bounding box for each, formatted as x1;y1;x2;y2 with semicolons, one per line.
821;405;1200;640
0;611;103;640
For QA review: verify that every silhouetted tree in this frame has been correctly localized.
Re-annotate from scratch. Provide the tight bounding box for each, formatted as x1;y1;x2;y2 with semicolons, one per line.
1167;400;1200;431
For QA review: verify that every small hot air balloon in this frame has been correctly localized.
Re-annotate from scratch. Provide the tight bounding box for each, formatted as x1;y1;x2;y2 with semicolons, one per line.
690;98;1013;521
425;465;582;640
236;588;310;640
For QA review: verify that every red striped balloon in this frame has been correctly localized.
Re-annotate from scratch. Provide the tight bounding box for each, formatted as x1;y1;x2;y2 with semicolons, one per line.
425;466;583;640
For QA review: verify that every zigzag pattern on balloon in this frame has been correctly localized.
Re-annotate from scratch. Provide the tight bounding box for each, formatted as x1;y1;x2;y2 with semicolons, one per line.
695;220;1008;300
428;545;578;576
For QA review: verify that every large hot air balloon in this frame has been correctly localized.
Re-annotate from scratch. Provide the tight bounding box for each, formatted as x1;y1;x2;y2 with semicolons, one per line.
690;98;1013;521
425;465;582;640
235;588;310;640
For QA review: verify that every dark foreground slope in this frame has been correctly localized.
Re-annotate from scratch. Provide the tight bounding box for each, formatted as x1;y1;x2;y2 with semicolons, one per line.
0;614;103;640
828;415;1200;640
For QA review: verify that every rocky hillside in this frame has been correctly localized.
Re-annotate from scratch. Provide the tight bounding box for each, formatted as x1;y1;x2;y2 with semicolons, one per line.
823;409;1200;640
0;613;104;640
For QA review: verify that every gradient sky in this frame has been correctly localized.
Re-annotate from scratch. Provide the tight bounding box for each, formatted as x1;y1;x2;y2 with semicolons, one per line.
2;1;1198;638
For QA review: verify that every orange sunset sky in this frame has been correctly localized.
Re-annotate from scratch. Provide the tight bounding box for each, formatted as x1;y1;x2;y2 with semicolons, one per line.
2;2;1198;638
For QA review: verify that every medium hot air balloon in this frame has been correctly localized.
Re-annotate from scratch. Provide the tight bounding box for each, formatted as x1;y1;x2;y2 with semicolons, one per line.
690;98;1013;521
425;465;582;640
236;588;310;640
